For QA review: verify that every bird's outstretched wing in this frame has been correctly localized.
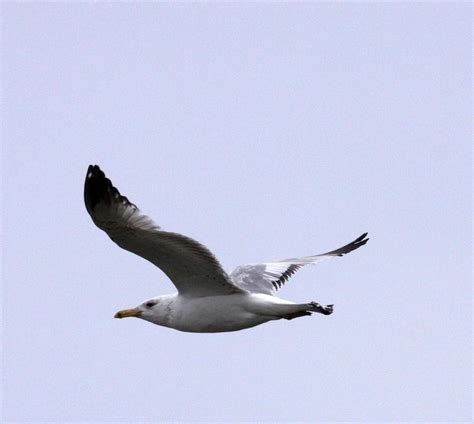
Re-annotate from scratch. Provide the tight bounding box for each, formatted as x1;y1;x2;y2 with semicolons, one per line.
84;165;244;297
230;233;369;295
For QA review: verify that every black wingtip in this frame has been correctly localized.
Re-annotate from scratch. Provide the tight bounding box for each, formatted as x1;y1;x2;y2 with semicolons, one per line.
84;164;108;213
325;232;369;257
84;165;137;215
355;232;369;246
352;232;369;249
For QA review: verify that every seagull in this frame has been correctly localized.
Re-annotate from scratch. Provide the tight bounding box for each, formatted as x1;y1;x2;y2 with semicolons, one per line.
84;165;369;333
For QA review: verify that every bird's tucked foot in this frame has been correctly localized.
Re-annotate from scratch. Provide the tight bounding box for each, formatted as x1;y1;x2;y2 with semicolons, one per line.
282;311;312;320
309;302;334;315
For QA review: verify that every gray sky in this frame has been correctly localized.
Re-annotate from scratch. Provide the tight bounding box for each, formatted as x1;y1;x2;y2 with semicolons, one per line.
2;2;471;422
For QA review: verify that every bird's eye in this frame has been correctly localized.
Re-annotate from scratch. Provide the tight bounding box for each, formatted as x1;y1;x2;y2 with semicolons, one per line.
145;301;155;308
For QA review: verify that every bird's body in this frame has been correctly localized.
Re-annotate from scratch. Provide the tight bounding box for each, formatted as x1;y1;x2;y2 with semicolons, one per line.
84;165;368;333
138;293;316;333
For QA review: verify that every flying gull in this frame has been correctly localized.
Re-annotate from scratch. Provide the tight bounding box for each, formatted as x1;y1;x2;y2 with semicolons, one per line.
84;165;369;333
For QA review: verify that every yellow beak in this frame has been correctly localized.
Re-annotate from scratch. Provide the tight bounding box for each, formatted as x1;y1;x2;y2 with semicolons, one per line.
114;308;141;319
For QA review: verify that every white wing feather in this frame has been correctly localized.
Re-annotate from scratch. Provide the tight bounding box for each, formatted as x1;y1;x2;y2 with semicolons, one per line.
230;233;369;295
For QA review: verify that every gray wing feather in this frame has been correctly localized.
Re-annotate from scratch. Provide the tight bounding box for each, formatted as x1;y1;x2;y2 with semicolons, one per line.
84;165;244;297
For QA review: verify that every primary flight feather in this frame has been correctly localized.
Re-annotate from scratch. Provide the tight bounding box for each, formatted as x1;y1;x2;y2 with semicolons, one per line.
84;165;368;333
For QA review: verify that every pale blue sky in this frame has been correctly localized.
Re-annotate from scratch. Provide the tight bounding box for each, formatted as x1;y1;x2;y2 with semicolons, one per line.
2;2;471;422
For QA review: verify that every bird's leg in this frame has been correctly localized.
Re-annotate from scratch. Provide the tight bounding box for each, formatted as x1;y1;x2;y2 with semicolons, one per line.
279;302;333;320
308;301;334;315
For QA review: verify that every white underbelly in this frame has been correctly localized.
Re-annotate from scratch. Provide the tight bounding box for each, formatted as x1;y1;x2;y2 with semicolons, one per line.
168;293;280;333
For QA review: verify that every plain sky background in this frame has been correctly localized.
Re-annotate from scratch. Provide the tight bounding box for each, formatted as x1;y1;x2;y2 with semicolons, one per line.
2;2;471;422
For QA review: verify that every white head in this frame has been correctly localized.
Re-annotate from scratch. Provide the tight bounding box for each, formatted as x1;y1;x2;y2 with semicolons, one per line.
114;296;173;327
